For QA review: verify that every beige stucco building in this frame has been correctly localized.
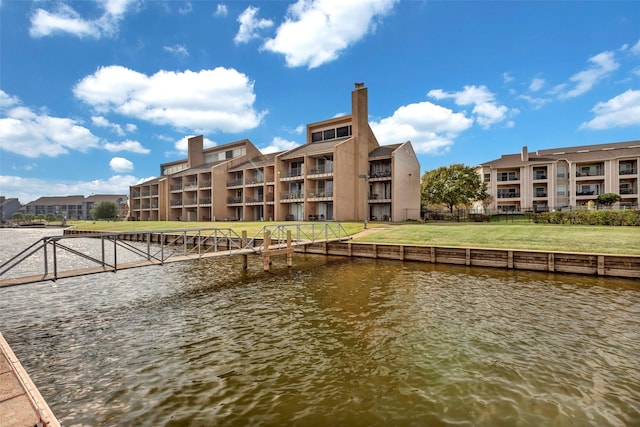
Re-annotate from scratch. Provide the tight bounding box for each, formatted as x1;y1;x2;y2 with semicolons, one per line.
129;83;421;222
476;141;640;212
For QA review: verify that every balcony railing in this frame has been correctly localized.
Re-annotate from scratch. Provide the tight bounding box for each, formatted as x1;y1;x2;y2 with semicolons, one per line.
282;191;304;199
184;183;198;191
183;198;197;206
620;188;637;195
170;184;182;191
576;190;598;196
199;181;212;188
497;176;519;182
246;196;264;203
576;170;602;177
534;192;548;198
309;166;334;175
308;191;333;198
497;192;520;198
171;200;182;206
226;179;243;187
283;168;303;178
227;197;243;204
533;174;547;180
369;193;391;200
369;170;391;178
620;168;637;175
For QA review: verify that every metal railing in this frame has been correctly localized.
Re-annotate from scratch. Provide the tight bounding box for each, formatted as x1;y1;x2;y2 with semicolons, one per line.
0;223;350;287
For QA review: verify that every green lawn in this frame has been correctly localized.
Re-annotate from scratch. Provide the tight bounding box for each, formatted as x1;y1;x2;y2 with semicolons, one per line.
67;221;639;255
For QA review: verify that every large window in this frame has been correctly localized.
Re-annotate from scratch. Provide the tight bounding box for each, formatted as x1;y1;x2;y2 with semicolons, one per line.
556;185;566;197
311;125;351;143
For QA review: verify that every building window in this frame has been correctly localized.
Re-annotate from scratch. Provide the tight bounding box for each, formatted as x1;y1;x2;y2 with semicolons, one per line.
323;129;335;140
312;132;322;142
337;126;350;138
557;167;566;179
483;173;490;182
226;150;233;159
556;185;566;197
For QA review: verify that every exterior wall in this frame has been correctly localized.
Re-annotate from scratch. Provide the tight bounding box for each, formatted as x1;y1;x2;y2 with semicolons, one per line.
391;142;421;221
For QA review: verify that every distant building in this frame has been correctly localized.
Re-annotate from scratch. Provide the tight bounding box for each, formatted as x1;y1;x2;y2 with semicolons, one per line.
129;83;421;222
476;141;640;212
24;194;128;220
0;197;22;220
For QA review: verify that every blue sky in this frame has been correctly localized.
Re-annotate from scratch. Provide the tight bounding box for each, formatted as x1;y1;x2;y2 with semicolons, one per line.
1;0;639;203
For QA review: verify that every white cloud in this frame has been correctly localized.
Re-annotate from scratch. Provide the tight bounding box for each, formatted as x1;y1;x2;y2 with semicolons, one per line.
558;51;619;99
103;139;150;154
263;0;397;69
260;137;299;154
529;77;545;92
631;39;640;55
214;3;228;17
518;94;550;110
74;65;267;133
234;6;274;44
580;89;640;130
91;115;138;136
0;174;144;204
370;101;473;155
0;105;101;158
178;2;192;15
163;44;189;59
502;72;514;84
109;157;134;172
428;85;515;129
0;90;20;108
29;0;136;39
174;135;217;154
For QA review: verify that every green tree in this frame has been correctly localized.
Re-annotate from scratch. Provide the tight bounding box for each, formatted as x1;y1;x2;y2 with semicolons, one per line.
596;193;620;207
93;202;118;220
12;212;24;221
45;213;56;222
421;164;487;213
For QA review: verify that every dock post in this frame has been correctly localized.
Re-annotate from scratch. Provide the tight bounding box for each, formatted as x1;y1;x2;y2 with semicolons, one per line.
242;230;248;270
287;230;293;268
263;230;271;272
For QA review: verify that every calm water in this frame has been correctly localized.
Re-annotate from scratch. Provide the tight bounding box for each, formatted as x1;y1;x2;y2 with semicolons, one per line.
1;228;639;426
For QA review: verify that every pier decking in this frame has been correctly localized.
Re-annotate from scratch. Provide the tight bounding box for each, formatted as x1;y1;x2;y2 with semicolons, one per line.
0;333;60;427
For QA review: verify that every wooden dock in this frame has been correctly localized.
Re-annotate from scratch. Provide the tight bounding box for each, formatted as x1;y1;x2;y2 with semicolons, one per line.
0;333;60;427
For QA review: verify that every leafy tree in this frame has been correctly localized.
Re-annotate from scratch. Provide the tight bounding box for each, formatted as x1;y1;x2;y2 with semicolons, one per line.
596;193;620;207
45;214;56;222
93;202;118;220
421;164;488;212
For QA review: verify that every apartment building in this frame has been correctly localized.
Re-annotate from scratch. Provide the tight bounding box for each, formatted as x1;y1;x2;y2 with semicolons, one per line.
476;141;640;212
23;194;128;219
129;83;421;223
0;197;22;220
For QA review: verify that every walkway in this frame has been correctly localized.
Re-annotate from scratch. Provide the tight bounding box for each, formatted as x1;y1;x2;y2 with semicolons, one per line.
0;333;60;427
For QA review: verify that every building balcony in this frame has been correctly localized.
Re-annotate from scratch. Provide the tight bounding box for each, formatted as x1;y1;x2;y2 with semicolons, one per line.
171;200;183;207
576;170;603;178
620;188;638;195
170;184;183;192
281;191;304;201
534;192;548;198
533;174;547;181
227;197;243;205
497;192;520;199
199;181;212;188
226;179;243;188
184;184;198;191
307;191;333;200
246;196;264;204
246;178;264;186
620;169;637;176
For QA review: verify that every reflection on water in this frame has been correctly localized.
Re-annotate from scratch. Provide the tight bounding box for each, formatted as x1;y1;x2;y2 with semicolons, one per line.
1;228;639;426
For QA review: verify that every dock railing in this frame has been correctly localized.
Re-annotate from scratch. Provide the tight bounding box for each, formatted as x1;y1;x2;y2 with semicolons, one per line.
0;223;350;287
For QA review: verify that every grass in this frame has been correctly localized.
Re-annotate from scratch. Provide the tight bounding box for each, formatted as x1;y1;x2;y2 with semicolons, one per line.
66;220;640;255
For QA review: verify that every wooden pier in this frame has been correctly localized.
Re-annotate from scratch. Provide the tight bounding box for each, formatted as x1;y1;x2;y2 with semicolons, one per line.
0;333;60;427
0;224;350;287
